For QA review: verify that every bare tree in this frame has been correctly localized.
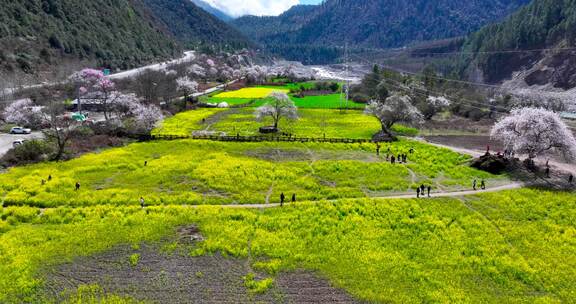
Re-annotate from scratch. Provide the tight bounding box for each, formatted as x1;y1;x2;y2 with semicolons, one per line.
41;99;78;161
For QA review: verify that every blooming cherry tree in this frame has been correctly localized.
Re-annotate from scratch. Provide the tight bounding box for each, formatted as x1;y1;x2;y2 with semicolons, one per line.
110;93;141;118
132;103;163;132
365;94;424;137
188;64;206;81
176;76;198;109
255;91;298;130
491;107;576;161
421;95;451;120
70;68;117;120
3;99;43;127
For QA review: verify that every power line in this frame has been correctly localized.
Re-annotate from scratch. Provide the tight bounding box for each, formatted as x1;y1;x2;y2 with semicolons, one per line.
353;45;576;56
379;75;511;113
350;53;507;89
348;50;513;111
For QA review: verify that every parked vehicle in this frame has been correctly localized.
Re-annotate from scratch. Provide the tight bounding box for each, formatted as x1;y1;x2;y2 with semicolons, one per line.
12;139;27;147
9;127;32;134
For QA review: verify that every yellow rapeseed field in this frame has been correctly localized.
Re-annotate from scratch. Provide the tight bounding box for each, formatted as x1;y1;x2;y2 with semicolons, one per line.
213;88;289;99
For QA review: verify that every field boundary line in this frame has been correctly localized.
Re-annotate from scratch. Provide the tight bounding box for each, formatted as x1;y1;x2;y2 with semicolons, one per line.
145;134;373;144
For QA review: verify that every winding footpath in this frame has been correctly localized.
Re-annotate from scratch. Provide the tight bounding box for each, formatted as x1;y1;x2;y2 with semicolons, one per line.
213;182;524;209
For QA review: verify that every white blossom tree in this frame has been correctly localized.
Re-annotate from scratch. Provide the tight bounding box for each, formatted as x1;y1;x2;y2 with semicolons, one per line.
255;91;298;130
131;103;163;133
246;66;269;84
110;93;141;119
510;90;568;112
220;68;233;88
421;95;451;120
176;76;198;109
188;64;206;82
3;99;43;128
491;107;576;161
208;67;218;79
365;94;424;137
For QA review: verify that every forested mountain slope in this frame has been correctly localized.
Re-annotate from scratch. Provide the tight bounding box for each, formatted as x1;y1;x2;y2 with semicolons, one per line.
462;0;576;89
142;0;251;50
0;0;250;75
232;0;530;63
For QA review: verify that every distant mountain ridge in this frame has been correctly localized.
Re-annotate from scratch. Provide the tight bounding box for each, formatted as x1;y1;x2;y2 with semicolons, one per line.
190;0;234;22
232;0;531;63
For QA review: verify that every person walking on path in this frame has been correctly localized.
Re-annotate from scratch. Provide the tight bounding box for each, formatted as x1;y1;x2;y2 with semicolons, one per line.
427;186;431;197
391;155;396;164
75;182;81;191
545;167;550;178
291;193;296;203
376;143;380;156
569;174;574;184
280;193;285;207
48;175;52;181
473;179;477;191
144;161;148;167
140;197;145;208
416;187;420;198
480;180;486;190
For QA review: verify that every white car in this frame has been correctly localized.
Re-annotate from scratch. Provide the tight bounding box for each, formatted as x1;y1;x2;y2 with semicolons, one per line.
13;139;27;147
9;127;32;134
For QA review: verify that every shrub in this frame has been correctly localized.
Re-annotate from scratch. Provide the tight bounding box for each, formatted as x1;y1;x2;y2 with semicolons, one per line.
351;93;370;104
0;124;18;133
1;140;53;167
243;273;274;294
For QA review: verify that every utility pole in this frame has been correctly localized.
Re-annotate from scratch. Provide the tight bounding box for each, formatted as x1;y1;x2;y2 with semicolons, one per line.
344;42;350;110
339;46;345;112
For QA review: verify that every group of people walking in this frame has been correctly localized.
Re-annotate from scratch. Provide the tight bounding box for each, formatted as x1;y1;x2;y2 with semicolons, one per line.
280;192;296;207
376;144;414;165
416;184;432;198
473;179;486;191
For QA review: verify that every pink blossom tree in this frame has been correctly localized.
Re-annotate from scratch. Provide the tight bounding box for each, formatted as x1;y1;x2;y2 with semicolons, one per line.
69;68;117;120
491;107;576;161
